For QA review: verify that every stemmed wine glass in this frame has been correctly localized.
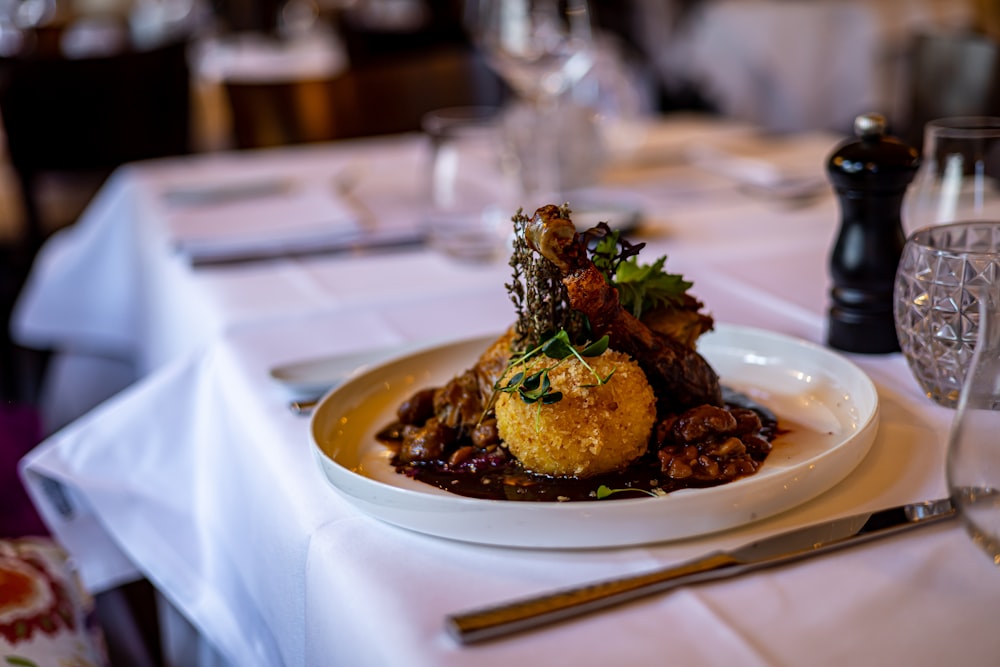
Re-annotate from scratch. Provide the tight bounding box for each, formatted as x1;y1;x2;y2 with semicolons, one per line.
903;117;1000;233
470;0;597;205
947;283;1000;564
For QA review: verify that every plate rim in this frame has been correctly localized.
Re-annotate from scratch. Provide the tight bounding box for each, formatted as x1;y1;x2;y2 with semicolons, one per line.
310;324;880;547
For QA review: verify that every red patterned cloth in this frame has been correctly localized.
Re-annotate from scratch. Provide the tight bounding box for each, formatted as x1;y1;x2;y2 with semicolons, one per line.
0;537;108;665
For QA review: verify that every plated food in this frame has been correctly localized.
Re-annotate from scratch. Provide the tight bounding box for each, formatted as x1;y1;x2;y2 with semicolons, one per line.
375;204;782;501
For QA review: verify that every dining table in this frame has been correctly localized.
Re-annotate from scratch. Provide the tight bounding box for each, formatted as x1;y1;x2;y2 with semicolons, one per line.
11;113;1000;667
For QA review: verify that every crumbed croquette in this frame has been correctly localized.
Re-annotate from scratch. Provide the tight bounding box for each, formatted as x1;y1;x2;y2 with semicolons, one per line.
495;349;656;477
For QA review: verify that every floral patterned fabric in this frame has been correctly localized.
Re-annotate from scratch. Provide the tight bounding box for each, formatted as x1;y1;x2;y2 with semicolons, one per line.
0;537;108;667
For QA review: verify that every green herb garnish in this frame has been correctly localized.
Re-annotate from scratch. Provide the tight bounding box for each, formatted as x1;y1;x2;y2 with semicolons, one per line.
481;329;615;426
589;226;693;320
501;330;614;403
614;256;693;319
595;484;660;499
5;657;41;667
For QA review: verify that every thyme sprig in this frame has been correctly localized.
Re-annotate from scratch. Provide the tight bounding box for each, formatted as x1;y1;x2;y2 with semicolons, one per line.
506;209;587;350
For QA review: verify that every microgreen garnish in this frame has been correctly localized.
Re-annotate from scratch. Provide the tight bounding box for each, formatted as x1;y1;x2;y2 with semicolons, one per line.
588;224;645;278
502;330;613;403
595;484;660;499
480;329;615;424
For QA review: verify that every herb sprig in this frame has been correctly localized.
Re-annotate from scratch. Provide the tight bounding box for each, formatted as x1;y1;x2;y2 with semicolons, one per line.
595;484;664;499
589;226;693;320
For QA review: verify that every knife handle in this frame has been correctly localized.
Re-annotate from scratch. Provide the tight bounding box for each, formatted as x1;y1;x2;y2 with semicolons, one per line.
446;551;738;644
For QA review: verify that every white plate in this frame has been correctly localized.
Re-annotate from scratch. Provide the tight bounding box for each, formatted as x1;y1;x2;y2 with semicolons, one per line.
310;325;880;549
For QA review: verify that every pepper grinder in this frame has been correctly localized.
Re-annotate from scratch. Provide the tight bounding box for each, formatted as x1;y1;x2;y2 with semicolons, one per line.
826;113;920;354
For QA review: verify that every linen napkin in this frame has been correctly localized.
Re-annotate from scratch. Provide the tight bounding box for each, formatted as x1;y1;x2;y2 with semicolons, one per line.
164;180;366;264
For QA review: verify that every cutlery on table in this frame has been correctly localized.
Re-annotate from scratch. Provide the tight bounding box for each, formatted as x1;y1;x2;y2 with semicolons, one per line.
447;497;956;644
289;398;319;415
333;164;378;230
274;342;430;414
162;178;294;207
188;229;427;268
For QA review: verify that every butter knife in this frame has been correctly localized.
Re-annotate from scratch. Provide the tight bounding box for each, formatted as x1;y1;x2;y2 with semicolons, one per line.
447;498;955;644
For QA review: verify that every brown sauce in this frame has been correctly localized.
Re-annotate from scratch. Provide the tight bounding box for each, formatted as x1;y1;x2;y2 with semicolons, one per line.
378;387;782;502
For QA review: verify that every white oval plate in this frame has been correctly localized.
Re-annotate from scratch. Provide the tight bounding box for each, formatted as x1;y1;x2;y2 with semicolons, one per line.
310;324;880;549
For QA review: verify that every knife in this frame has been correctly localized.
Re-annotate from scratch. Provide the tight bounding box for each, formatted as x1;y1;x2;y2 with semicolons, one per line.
187;229;427;268
447;498;956;644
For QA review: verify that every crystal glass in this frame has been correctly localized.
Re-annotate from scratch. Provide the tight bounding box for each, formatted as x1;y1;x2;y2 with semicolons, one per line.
894;221;1000;407
904;116;1000;233
947;284;1000;564
471;0;596;203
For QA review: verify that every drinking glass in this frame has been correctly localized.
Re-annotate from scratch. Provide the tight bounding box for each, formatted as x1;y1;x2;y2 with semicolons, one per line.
947;284;1000;564
471;0;596;204
894;222;1000;407
904;117;1000;232
421;106;513;261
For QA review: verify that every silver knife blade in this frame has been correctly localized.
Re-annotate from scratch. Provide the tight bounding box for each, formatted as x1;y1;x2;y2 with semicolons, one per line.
447;498;956;644
187;229;427;268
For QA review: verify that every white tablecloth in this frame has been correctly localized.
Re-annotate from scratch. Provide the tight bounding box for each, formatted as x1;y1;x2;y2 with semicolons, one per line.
13;117;1000;666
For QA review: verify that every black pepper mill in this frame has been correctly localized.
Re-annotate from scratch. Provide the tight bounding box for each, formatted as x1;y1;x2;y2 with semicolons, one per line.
826;113;920;354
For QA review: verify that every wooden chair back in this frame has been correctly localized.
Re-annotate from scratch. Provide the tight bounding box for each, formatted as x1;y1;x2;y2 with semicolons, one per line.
223;44;505;148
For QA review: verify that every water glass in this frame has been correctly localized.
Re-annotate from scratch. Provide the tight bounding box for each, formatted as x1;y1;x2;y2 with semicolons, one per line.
894;221;1000;407
904;116;1000;232
499;100;602;208
421;106;514;261
946;284;1000;564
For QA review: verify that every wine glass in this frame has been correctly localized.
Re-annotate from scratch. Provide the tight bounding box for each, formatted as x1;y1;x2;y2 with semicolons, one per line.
470;0;597;204
904;117;1000;234
473;0;594;104
946;283;1000;564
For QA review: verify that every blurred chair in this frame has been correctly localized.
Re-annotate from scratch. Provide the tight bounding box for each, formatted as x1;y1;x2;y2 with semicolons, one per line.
223;43;506;148
219;0;507;149
224;75;346;147
0;37;192;248
338;44;505;138
906;30;1000;148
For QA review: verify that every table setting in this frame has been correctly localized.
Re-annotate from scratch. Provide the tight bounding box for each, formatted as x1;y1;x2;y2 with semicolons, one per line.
10;2;1000;662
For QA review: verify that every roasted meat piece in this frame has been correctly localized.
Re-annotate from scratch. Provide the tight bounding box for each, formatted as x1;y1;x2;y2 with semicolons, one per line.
524;204;722;411
397;419;456;463
473;327;518;401
641;300;714;350
433;369;483;431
